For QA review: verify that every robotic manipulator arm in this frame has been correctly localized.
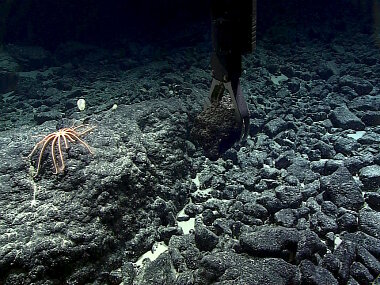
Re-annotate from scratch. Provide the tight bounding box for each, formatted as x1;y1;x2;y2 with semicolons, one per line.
208;0;257;140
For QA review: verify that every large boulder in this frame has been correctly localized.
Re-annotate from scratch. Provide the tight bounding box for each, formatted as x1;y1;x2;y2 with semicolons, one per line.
321;166;364;211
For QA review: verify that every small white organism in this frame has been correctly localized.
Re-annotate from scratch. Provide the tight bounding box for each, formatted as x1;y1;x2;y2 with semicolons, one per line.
77;98;86;111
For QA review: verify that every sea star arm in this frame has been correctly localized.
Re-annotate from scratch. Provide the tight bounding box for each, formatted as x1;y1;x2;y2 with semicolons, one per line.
34;136;54;177
27;133;56;159
68;133;94;154
72;125;96;136
51;136;59;174
62;133;70;149
57;135;66;172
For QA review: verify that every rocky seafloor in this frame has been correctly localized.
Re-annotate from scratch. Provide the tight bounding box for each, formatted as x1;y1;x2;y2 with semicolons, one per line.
1;21;380;285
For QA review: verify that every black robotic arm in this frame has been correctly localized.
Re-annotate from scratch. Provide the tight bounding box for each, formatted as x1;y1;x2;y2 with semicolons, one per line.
208;0;257;140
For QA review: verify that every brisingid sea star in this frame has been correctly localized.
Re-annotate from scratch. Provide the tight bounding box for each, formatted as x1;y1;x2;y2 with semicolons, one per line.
28;125;95;176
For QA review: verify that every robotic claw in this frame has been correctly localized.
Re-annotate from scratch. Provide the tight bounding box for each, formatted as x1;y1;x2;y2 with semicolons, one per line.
191;0;256;159
207;0;257;141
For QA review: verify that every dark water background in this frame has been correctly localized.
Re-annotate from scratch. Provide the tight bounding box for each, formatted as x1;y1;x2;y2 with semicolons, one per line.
1;0;376;49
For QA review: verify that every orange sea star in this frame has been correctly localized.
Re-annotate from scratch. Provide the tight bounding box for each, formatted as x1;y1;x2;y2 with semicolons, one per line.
28;125;95;176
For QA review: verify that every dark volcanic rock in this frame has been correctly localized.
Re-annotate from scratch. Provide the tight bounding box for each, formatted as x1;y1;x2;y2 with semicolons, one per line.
358;209;380;239
243;202;269;220
275;151;295;169
0;98;192;284
334;137;360;155
365;192;380;211
196;251;300;285
358;132;380;145
361;111;380;126
256;193;282;214
313;141;336;159
301;180;320;200
320;166;364;211
330;106;365;130
287;79;301;93
264;117;288;137
321;253;341;275
359;165;380;191
339;75;373;96
239;226;300;258
194;220;219;252
33;109;62;124
7;45;53;70
321;201;338;216
274;209;296;227
280;65;295;78
344;154;374;175
260;167;280;179
287;157;320;183
310;211;338;236
213;218;233;236
300;259;338;285
184;203;204;217
347;277;361;285
349;95;380;111
342;232;380;258
175;272;195;285
275;185;303;208
0;71;18;94
135;252;176;284
334;240;357;284
337;212;358;232
191;98;242;160
295;230;326;263
324;159;344;174
169;235;202;271
350;261;374;285
316;62;337;80
0;52;20;72
357;246;380;278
